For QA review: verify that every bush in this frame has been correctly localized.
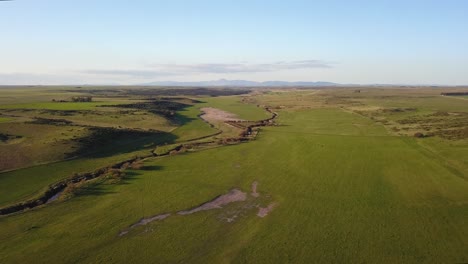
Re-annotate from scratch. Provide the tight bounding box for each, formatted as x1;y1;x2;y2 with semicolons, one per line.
414;132;425;138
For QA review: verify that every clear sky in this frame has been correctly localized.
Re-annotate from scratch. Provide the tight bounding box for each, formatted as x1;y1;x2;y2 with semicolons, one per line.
1;0;467;85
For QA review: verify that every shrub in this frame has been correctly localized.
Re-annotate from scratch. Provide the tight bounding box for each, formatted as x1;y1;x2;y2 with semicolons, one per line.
414;132;425;138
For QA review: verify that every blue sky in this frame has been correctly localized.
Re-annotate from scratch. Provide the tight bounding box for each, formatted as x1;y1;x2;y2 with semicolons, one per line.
0;0;467;85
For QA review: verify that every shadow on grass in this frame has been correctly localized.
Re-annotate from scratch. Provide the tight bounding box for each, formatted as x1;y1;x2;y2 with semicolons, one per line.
139;165;163;171
171;110;197;126
75;165;165;197
68;101;202;159
68;130;179;159
75;185;117;197
111;165;165;186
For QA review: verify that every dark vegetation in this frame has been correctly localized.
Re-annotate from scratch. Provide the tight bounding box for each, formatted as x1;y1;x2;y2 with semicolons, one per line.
441;92;468;96
355;107;417;117
71;96;93;102
51;96;93;102
398;112;468;140
158;97;203;103
2;108;85;116
413;132;427;138
41;109;83;116
27;117;73;126
0;133;22;142
381;107;417;113
67;127;176;158
351;103;468;140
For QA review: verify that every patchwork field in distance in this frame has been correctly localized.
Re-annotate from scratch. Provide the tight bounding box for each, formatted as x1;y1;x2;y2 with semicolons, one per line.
0;86;467;263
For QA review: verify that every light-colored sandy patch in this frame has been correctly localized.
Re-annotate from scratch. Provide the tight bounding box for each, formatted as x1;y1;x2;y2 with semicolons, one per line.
178;189;247;215
200;107;244;122
257;203;277;218
251;181;259;197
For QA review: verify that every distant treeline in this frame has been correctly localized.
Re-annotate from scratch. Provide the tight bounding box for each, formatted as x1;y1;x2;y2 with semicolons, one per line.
124;88;250;97
61;88;250;97
441;92;468;96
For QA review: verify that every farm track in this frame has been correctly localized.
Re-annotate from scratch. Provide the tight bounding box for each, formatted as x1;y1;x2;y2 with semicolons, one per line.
0;107;277;216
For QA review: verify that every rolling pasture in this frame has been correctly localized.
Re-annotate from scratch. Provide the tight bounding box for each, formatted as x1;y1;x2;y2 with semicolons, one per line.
0;87;467;263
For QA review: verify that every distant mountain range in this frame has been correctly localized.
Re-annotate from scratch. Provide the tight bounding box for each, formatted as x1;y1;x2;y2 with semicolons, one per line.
139;79;339;87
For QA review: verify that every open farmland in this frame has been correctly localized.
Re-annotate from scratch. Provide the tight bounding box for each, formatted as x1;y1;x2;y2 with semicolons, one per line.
0;86;467;263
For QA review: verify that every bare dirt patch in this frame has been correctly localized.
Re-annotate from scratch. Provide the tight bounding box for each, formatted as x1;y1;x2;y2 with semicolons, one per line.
200;107;244;122
251;181;259;197
257;203;277;218
178;189;247;215
119;183;275;236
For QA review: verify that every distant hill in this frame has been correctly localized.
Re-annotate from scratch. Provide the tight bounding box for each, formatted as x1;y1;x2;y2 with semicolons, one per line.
139;79;338;87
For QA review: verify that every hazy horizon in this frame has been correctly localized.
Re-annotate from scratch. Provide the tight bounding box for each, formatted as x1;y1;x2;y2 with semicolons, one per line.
1;0;467;85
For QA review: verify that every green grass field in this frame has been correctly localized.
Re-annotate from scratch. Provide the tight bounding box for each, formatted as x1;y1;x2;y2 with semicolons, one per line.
0;87;467;263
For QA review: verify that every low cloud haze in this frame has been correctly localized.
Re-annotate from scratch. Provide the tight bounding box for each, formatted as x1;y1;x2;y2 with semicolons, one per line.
81;60;332;79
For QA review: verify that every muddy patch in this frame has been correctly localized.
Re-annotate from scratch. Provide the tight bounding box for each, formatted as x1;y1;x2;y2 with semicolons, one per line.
200;107;244;122
178;189;247;215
